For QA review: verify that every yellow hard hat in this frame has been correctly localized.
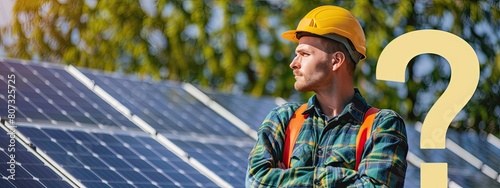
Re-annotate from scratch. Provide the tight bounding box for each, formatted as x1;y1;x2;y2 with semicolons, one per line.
282;5;366;63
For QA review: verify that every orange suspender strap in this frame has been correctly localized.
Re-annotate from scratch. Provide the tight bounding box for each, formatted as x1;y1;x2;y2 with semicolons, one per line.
282;104;380;170
355;107;380;171
282;104;308;169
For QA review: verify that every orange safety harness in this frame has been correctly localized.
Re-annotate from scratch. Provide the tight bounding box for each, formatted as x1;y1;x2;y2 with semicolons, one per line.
282;104;379;170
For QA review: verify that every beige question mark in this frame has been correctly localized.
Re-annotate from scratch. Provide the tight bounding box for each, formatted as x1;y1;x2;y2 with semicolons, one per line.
376;29;480;187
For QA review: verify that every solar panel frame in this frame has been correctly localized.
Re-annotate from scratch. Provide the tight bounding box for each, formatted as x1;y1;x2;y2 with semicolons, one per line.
0;122;76;188
199;88;282;131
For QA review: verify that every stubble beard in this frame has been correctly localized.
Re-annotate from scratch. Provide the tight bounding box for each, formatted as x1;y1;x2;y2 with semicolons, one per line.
294;71;332;93
294;76;315;93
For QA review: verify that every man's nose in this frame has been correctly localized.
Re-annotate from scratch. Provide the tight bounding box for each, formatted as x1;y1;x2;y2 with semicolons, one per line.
290;56;300;69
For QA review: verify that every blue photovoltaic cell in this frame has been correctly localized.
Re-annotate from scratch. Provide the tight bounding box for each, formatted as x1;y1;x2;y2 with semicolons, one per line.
0;59;137;130
446;129;500;173
0;124;73;188
169;137;254;186
406;124;500;187
79;68;253;140
404;163;420;187
15;125;219;187
199;89;281;131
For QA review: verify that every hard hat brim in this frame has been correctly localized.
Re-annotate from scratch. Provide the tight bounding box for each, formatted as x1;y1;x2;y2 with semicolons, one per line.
281;30;300;43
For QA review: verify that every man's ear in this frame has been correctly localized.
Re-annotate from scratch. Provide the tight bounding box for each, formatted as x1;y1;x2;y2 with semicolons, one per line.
331;51;346;71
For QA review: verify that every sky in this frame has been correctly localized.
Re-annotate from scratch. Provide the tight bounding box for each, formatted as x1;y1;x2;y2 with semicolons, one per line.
0;0;14;27
0;0;14;56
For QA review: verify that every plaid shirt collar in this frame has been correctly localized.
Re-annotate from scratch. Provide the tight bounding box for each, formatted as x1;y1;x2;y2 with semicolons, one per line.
303;88;371;123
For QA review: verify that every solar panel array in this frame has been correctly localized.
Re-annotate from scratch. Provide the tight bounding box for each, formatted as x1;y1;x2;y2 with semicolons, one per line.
77;68;256;185
15;124;218;188
0;58;499;187
0;59;230;188
79;69;252;140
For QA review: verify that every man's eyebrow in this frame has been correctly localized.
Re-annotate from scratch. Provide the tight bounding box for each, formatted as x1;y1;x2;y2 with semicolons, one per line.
295;45;310;53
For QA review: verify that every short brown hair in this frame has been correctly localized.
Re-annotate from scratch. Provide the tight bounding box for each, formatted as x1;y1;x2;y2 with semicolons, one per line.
319;37;356;74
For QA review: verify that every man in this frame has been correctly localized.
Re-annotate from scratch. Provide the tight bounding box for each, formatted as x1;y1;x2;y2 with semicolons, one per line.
246;5;408;187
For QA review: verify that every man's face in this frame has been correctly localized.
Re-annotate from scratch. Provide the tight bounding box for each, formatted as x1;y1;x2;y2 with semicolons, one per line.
290;36;334;92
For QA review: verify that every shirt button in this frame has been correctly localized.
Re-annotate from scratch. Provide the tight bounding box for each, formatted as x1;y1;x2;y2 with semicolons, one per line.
317;149;323;155
314;179;321;186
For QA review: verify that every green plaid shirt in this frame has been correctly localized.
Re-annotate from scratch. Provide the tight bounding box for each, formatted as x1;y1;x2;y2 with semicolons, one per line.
246;90;408;187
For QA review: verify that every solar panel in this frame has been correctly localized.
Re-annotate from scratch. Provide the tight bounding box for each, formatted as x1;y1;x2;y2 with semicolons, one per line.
14;124;219;187
197;88;282;131
168;137;254;185
446;129;500;173
0;59;137;130
406;124;500;187
0;122;74;187
79;68;253;140
404;163;420;187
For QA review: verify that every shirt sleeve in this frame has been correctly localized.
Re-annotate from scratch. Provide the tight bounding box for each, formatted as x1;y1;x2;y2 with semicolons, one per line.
245;107;408;188
354;109;408;187
326;109;409;187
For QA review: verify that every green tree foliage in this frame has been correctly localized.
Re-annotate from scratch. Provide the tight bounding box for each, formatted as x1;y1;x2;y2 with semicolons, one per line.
1;0;499;134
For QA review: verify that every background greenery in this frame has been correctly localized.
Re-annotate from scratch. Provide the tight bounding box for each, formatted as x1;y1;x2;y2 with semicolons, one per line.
1;0;499;135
